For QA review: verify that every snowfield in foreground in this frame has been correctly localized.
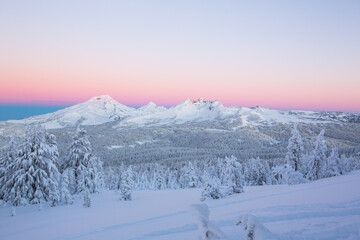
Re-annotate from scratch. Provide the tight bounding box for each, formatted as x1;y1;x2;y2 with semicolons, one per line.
1;171;360;240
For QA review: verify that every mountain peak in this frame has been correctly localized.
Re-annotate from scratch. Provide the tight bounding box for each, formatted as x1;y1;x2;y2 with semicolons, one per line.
89;95;116;102
139;102;158;111
144;102;157;107
192;98;217;105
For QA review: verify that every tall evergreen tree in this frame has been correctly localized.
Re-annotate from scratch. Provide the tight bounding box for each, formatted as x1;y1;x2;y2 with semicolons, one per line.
0;138;17;200
326;148;341;177
222;156;244;194
2;125;60;206
286;124;304;171
245;157;268;186
306;129;328;180
181;161;198;188
200;172;222;201
119;166;133;201
152;163;166;190
63;127;103;194
59;169;74;204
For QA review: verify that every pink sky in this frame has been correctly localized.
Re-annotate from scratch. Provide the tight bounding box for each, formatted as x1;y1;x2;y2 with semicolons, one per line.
1;1;359;112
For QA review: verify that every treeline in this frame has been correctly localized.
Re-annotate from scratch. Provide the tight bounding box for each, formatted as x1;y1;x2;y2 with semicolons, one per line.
103;124;360;201
0;124;359;206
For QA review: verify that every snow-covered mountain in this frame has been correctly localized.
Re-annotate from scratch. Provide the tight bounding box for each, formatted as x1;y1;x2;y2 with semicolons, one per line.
4;95;360;129
7;95;137;129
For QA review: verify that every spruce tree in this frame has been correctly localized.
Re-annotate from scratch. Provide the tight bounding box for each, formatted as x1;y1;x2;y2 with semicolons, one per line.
286;124;304;171
3;125;60;206
59;169;74;204
181;161;198;188
222;156;244;195
119;166;133;201
326;148;341;177
0;138;17;200
63;127;103;194
307;129;328;180
200;172;222;201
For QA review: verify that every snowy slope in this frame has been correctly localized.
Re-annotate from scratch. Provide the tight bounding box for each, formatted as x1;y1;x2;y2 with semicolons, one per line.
4;95;359;129
7;95;137;129
1;171;360;240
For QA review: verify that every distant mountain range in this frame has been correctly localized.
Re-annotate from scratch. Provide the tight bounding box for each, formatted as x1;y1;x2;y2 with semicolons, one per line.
3;95;360;129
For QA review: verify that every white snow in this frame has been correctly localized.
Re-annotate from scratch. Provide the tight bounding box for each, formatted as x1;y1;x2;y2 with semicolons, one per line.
3;95;350;129
7;95;137;129
1;171;360;240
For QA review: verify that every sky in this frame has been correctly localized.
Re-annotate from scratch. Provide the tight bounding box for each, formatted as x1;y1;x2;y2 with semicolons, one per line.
0;0;359;119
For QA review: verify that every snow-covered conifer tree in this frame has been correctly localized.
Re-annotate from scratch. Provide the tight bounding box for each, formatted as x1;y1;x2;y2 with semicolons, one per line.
200;172;222;201
0;138;17;200
340;154;351;174
139;171;150;190
326;148;341;177
222;156;244;195
285;124;304;171
245;157;268;186
272;164;307;185
152;163;166;190
119;166;133;201
116;162;126;191
306;129;328;180
63;127;103;194
181;161;198;188
3;125;60;206
59;169;74;204
167;169;180;189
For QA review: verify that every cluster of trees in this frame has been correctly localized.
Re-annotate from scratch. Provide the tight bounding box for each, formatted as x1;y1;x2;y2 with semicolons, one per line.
281;125;359;184
1;123;359;206
0;125;103;206
103;124;359;201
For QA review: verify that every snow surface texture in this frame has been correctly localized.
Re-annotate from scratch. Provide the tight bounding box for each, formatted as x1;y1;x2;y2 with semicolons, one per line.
5;95;360;129
1;171;360;240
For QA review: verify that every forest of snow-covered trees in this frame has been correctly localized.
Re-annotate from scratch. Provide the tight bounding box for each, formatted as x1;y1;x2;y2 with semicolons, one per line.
0;125;103;206
0;124;359;206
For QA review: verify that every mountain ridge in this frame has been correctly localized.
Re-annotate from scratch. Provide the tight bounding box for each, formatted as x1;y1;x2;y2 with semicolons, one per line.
3;95;360;129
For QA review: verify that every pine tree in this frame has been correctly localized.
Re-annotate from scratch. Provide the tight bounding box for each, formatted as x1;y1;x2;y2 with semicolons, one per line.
63;127;103;194
59;169;74;204
119;166;133;201
286;124;304;171
200;172;222;201
306;129;328;180
245;157;268;186
2;125;60;206
181;161;198;188
326;148;341;177
222;156;244;195
340;154;351;174
0;138;17;200
152;163;166;190
167;169;180;189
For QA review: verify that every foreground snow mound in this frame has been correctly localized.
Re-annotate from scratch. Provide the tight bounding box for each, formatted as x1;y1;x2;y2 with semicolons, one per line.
189;203;229;240
235;215;279;240
1;171;360;240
